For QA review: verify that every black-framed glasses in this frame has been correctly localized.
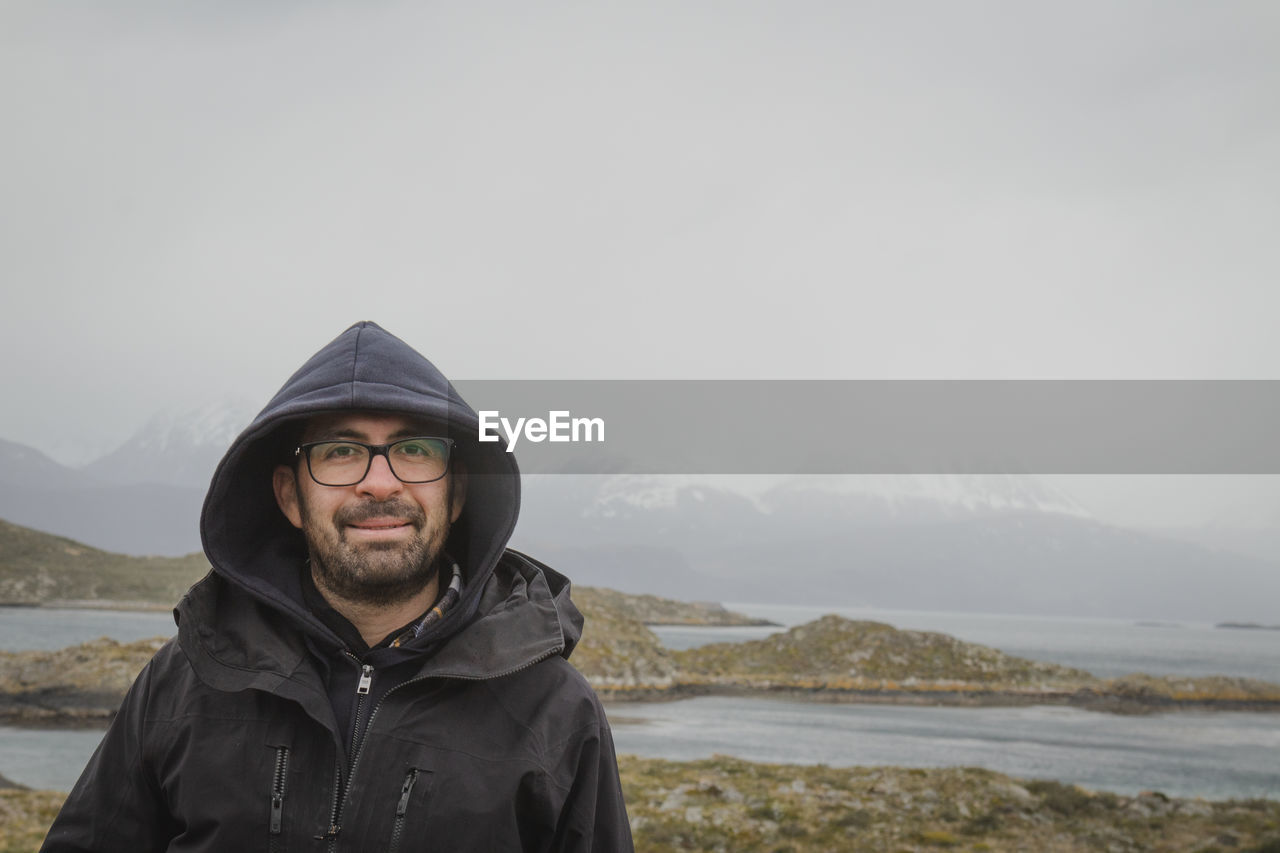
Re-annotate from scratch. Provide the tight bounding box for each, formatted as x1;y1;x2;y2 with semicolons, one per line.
295;437;455;486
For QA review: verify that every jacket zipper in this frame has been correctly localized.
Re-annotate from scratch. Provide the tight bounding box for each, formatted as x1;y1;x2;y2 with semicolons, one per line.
325;647;560;851
268;745;290;852
351;663;373;755
324;660;374;851
387;769;419;853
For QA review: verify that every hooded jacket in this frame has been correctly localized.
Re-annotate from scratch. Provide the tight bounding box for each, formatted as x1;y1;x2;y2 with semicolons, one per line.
43;322;633;852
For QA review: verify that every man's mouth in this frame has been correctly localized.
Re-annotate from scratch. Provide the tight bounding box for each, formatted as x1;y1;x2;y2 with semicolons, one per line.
345;518;415;537
337;502;424;540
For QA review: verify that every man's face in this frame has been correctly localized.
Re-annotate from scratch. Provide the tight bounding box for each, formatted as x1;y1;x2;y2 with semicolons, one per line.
272;412;467;607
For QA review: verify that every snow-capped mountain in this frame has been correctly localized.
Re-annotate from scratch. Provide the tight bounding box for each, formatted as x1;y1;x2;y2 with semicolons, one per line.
83;399;256;488
512;474;1280;622
570;473;1087;522
0;400;254;555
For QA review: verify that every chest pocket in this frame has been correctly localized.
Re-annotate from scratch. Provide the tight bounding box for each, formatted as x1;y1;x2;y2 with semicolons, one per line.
388;767;432;853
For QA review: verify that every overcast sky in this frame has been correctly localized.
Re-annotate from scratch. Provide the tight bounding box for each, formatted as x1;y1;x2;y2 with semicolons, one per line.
3;2;1278;525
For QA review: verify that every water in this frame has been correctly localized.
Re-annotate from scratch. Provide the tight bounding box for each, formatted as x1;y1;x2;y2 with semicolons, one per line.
0;607;175;651
0;727;105;791
609;697;1280;801
11;700;1278;801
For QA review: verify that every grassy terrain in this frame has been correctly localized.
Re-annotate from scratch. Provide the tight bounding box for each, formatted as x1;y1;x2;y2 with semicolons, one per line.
619;757;1280;852
5;757;1278;853
0;519;207;607
570;593;682;689
674;614;1095;689
573;586;775;626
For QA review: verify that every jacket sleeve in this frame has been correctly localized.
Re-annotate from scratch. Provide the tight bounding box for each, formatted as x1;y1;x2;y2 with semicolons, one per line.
41;656;176;853
549;702;635;852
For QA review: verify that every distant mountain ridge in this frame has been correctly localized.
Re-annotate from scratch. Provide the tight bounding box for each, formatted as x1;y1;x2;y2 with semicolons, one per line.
514;476;1280;623
0;402;249;555
0;439;97;490
2;402;1279;622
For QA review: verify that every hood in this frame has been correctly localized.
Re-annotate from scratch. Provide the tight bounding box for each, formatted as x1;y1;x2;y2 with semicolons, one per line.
199;321;520;647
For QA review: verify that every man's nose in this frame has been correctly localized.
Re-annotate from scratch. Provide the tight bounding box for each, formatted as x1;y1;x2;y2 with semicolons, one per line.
356;452;403;497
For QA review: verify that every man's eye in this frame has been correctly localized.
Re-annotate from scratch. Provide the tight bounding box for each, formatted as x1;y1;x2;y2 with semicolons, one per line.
321;443;362;460
396;440;439;458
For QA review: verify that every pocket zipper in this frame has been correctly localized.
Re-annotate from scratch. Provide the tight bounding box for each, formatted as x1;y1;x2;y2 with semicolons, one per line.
388;769;419;853
269;745;290;848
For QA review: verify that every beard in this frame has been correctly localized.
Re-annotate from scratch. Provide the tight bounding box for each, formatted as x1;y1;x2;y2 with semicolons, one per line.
300;495;450;608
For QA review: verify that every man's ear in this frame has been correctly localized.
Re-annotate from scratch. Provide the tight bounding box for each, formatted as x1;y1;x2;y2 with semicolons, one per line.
273;465;304;529
449;461;468;523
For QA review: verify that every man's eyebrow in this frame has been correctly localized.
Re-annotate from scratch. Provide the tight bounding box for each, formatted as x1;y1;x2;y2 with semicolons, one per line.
324;428;370;441
311;426;442;442
389;427;444;439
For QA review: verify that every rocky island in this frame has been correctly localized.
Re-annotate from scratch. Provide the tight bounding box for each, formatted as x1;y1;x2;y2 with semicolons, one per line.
574;604;1280;713
5;602;1280;726
6;517;1279;715
573;586;777;626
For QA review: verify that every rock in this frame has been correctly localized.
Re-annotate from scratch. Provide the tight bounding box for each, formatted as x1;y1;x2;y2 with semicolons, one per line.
1177;799;1214;818
997;783;1035;805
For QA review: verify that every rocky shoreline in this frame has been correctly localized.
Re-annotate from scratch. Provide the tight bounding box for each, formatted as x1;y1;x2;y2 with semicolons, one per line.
5;609;1280;726
577;609;1280;714
0;637;166;727
598;681;1280;715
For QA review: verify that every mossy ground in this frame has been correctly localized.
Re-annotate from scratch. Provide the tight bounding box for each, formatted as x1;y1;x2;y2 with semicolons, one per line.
0;790;63;853
619;756;1280;852
5;759;1277;853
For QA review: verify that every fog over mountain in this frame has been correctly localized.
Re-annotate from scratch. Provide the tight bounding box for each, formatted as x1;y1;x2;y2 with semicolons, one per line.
0;402;252;556
3;405;1278;622
513;475;1280;623
82;400;256;488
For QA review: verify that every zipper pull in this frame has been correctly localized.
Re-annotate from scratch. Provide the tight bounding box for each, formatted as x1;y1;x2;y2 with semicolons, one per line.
396;770;418;817
356;664;373;695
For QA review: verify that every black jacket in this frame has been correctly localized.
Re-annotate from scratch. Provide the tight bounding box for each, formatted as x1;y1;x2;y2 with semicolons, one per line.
42;322;633;851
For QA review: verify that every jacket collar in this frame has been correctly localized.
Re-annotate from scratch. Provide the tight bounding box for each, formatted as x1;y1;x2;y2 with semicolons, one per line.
175;551;579;699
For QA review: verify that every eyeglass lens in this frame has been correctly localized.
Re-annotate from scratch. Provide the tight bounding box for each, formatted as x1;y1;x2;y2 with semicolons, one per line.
306;438;450;485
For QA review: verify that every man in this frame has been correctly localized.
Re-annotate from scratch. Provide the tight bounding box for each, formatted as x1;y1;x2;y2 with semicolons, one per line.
43;321;633;851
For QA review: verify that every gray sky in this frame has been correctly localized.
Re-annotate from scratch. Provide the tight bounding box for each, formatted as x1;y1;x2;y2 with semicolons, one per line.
3;2;1279;524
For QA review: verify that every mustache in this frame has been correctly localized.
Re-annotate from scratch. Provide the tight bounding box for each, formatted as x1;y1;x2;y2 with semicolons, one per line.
336;500;426;526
